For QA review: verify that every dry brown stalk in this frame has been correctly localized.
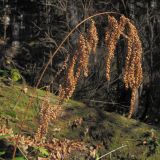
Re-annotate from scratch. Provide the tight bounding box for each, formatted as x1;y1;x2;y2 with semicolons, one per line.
104;15;143;118
59;15;143;118
58;32;97;101
105;15;127;81
35;92;62;143
54;54;69;80
87;19;99;54
123;19;143;118
78;34;90;77
128;88;137;119
123;20;142;89
58;52;78;101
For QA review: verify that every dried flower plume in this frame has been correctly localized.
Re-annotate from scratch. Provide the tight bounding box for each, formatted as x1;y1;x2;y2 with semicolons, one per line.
59;15;143;118
123;19;143;118
87;20;99;54
35;92;62;143
105;16;143;118
59;24;99;101
105;15;127;80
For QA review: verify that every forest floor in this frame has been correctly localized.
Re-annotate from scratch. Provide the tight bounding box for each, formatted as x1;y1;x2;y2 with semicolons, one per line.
0;78;160;160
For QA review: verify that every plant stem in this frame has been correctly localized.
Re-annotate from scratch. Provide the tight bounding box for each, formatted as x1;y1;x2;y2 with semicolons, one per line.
35;11;123;88
97;145;127;160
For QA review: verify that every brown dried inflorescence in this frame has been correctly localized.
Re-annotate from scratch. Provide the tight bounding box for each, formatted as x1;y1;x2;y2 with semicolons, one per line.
58;52;78;101
105;16;127;81
0;125;34;148
59;15;143;118
35;94;62;143
0;125;85;159
58;34;89;102
123;19;143;118
123;20;143;90
87;20;99;54
59;21;99;102
46;138;86;159
78;34;90;77
105;16;143;118
0;125;13;136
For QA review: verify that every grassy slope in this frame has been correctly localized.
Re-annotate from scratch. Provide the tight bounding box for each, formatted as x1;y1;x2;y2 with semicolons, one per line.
0;80;160;160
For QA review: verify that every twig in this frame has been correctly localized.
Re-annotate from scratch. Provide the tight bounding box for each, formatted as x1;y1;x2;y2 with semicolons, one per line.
17;146;28;160
97;145;127;160
83;99;129;108
39;2;66;11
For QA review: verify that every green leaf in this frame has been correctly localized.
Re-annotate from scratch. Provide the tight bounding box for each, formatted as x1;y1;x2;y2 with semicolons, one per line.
33;146;49;157
0;134;11;139
0;151;5;156
96;152;100;160
10;69;21;82
147;137;153;144
4;110;16;118
38;147;49;157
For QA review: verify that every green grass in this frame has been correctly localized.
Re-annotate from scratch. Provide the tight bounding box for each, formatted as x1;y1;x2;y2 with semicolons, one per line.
0;80;160;159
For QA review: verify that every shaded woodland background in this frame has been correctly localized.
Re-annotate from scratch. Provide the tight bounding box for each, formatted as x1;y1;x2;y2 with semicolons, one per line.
0;0;160;123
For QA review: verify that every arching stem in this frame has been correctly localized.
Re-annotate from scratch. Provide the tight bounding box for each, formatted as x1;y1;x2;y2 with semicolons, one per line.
35;11;123;88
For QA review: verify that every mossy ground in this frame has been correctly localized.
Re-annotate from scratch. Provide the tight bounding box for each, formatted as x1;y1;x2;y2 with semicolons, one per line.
0;79;160;159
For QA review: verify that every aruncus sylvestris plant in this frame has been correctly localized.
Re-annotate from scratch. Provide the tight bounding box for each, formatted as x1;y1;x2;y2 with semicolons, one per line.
58;15;143;119
9;12;143;160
